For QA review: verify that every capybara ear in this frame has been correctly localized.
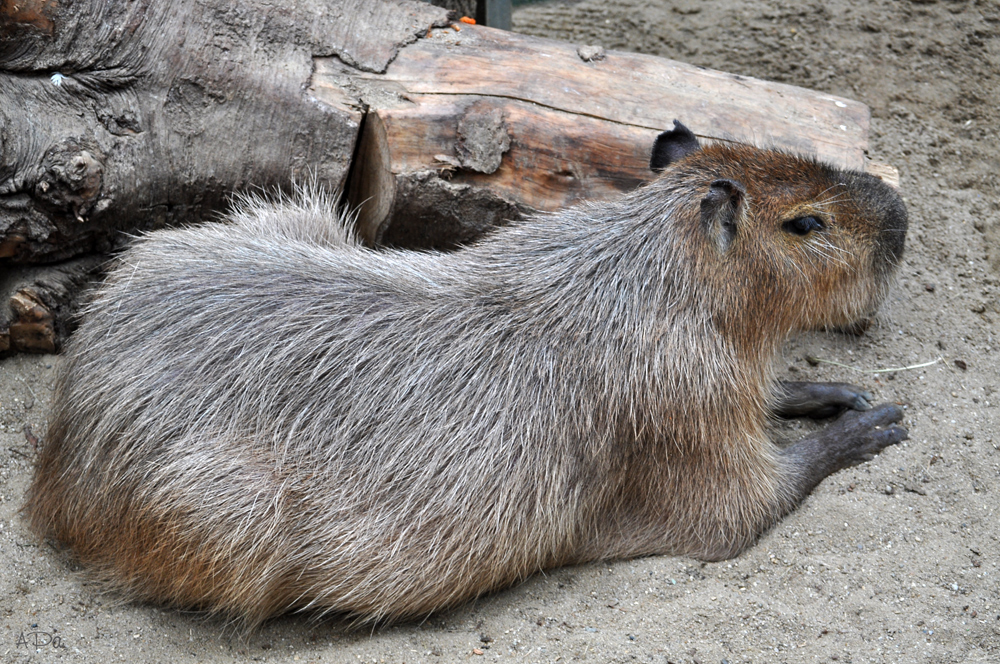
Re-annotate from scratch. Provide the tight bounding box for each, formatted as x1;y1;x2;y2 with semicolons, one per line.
700;178;745;252
650;120;701;172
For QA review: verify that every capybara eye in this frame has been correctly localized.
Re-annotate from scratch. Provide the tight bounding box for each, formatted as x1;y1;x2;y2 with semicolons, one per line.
783;216;824;236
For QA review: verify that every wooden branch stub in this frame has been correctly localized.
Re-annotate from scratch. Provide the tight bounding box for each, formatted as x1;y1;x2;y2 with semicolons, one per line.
1;256;104;355
9;290;56;354
326;23;884;248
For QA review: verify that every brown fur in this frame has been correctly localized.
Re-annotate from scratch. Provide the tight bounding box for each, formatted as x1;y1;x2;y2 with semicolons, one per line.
24;131;908;626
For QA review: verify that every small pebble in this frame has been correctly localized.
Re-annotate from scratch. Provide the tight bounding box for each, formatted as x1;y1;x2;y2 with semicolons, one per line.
577;45;606;62
672;2;702;14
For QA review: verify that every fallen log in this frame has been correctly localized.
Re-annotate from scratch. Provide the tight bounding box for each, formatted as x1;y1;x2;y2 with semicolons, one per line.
0;0;448;264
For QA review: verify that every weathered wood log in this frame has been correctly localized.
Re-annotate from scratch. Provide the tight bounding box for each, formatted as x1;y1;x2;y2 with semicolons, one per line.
2;0;896;352
0;0;450;263
320;24;895;246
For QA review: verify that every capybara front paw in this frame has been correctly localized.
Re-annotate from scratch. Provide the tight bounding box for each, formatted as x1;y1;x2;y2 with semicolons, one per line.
823;402;908;468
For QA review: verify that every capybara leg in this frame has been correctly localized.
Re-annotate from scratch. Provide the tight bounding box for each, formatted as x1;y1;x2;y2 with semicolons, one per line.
774;381;874;419
780;402;907;500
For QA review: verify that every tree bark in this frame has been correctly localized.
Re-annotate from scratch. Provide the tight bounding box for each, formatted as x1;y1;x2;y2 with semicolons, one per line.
0;0;449;264
1;0;892;353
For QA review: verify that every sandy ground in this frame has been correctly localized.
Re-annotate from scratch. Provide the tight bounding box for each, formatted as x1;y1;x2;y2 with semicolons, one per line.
2;0;999;662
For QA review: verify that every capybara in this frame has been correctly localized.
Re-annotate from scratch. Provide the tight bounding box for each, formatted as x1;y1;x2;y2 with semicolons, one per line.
25;121;909;626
